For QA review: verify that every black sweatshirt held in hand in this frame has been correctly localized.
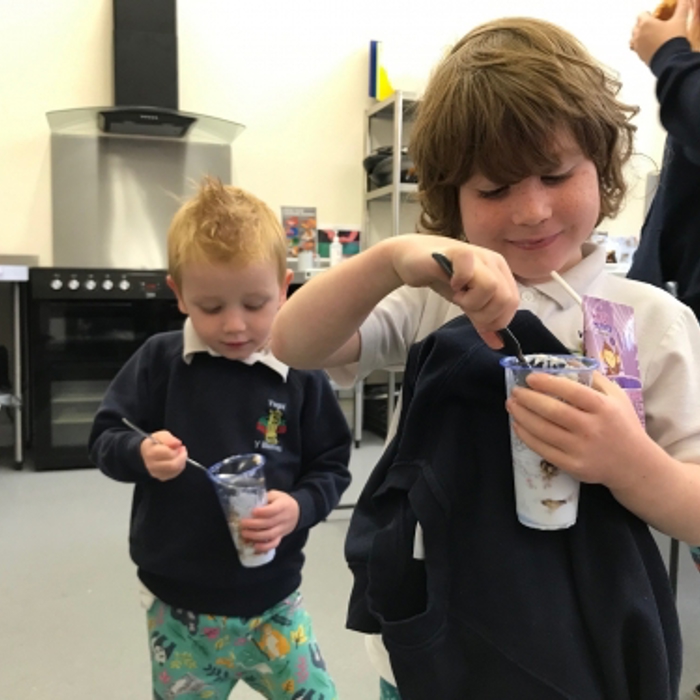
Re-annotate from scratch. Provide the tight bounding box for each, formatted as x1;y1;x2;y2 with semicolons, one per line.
346;312;680;700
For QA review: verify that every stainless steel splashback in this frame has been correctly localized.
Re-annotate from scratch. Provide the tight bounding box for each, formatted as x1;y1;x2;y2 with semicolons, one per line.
51;135;231;268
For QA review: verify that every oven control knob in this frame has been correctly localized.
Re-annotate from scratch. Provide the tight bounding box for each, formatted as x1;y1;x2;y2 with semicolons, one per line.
50;278;63;290
102;279;114;291
84;279;97;291
67;279;80;291
118;279;131;291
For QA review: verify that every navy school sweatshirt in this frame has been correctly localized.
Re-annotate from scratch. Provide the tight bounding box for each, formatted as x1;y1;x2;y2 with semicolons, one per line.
89;330;352;617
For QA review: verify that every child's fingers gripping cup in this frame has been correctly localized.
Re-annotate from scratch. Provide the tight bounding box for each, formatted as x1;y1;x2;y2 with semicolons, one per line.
208;453;275;567
500;354;599;530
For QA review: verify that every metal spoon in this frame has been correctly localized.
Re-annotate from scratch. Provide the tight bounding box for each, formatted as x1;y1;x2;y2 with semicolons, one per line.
431;252;530;366
121;417;209;472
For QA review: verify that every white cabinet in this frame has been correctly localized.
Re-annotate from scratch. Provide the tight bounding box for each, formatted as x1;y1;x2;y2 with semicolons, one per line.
362;91;419;250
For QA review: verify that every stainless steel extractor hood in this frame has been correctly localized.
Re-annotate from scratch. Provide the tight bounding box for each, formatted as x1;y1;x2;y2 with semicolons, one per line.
46;0;244;144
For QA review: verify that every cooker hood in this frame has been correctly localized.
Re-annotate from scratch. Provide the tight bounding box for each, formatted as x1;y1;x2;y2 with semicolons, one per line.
47;0;243;144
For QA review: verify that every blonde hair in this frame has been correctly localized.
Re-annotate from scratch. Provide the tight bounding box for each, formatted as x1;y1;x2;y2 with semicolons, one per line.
411;17;639;239
167;177;287;286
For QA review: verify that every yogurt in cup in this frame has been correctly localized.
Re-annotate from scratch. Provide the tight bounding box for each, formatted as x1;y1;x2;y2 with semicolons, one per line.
501;354;599;530
208;453;275;567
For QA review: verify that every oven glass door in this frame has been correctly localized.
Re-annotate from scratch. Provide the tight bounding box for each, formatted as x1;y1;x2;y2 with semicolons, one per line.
30;298;184;469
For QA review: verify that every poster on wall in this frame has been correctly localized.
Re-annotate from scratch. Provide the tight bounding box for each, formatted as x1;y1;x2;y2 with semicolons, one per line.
318;229;361;258
281;206;317;257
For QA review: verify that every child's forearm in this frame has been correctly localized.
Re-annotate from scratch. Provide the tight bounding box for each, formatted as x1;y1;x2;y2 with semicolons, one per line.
272;233;519;367
610;444;700;544
272;238;403;368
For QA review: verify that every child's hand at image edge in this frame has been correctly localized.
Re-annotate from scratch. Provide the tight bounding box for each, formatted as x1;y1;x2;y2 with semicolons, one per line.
631;0;693;64
239;490;300;553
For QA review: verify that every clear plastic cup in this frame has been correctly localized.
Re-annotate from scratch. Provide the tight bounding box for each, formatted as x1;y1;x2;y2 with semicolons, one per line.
208;453;275;567
501;354;599;530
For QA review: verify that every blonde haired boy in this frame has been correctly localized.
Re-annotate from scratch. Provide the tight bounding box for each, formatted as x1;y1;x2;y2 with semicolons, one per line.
90;177;351;699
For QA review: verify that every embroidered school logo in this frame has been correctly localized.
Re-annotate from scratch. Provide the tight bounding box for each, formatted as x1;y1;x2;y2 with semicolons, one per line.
255;400;287;452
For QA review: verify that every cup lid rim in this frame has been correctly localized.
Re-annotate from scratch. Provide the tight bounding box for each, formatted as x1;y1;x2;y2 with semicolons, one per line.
499;354;599;370
208;452;265;476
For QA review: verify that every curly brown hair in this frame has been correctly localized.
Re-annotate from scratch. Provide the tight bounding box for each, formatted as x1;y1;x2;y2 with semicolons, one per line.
167;176;287;287
410;17;639;239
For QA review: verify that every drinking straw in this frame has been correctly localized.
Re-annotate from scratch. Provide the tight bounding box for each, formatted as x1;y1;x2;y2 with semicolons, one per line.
550;271;583;307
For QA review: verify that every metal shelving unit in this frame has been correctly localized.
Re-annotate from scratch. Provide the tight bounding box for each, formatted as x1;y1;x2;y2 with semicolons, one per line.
362;91;419;249
365;182;418;203
360;92;419;432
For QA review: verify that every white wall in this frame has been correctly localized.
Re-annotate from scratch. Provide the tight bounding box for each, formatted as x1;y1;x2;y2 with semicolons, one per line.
0;0;664;264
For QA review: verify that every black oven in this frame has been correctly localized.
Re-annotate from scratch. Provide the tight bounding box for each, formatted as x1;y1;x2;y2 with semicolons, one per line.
27;268;185;470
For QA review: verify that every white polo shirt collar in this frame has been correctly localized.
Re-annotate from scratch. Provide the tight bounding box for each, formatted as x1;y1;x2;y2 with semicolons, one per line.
181;317;289;381
517;242;605;308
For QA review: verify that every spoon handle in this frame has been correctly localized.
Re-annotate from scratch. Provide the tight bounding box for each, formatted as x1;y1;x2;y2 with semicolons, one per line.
121;417;208;472
498;326;529;367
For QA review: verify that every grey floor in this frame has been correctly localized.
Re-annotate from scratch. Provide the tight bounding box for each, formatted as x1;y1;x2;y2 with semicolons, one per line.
3;434;700;699
0;434;385;700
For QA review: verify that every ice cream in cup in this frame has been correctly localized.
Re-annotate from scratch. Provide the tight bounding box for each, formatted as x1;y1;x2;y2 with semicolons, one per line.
208;453;275;567
500;354;599;530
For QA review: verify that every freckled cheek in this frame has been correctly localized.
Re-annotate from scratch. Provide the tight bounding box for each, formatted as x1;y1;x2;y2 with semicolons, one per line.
561;187;599;230
557;192;579;218
461;209;503;245
569;170;601;224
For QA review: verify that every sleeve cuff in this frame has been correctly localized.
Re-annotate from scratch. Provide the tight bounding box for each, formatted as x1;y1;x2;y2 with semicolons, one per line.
326;364;360;388
356;312;384;381
651;36;692;77
290;489;318;531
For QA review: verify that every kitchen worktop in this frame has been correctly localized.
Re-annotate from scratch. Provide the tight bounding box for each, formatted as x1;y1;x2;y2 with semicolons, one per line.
0;254;38;281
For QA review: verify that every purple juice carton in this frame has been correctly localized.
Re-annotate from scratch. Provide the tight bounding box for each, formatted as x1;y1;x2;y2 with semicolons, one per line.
582;296;645;427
